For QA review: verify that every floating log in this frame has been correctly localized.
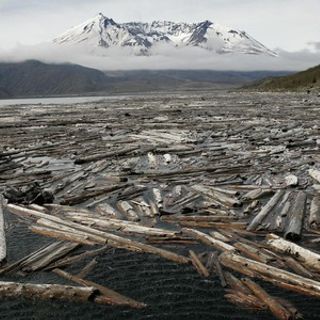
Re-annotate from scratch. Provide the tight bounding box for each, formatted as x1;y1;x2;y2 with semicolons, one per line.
6;204;190;264
266;233;320;272
0;280;96;303
219;251;320;297
77;258;98;278
30;225;96;246
181;228;236;252
243;278;293;320
309;196;320;229
189;250;210;277
247;190;285;231
0;195;6;264
224;289;267;311
284;191;306;241
53;268;146;308
45;246;109;270
117;201;140;222
74;146;140;164
309;169;320;183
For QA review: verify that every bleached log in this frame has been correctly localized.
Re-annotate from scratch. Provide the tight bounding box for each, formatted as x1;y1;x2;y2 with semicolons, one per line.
225;290;267;311
36;218;107;244
181;228;236;252
189;250;209;277
219;251;320;297
45;246;108;270
266;233;320;272
95;203;122;218
309;169;320;183
284;174;298;187
0;195;6;263
67;216;177;237
76;258;97;278
309;196;320;229
30;225;96;246
53;268;146;308
0;280;95;303
242;188;274;201
247;190;284;231
6;204;189;264
243;278;292;320
117;201;140;222
284;191;306;241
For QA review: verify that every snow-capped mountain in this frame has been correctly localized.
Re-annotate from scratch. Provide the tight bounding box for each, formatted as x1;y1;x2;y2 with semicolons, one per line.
53;13;277;57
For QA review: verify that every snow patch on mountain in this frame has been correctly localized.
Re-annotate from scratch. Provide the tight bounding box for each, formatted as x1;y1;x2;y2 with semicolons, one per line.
53;13;277;57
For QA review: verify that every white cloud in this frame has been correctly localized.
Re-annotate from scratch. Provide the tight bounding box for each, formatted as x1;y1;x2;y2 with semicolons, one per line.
0;42;318;72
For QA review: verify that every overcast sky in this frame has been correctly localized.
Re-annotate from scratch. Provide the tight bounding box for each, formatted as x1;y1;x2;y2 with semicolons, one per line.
0;0;319;52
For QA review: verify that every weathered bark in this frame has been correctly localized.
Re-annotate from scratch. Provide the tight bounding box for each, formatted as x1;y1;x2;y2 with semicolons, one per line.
116;201;140;222
309;169;320;183
74;146;140;164
266;233;320;272
189;250;210;277
243;278;293;320
219;251;320;297
45;246;109;270
0;280;96;303
284;191;306;241
247;190;285;231
66;215;177;237
212;252;227;287
309;196;320;229
6;204;190;264
0;195;6;264
77;258;97;278
225;289;267;311
181;228;236;252
30;225;96;246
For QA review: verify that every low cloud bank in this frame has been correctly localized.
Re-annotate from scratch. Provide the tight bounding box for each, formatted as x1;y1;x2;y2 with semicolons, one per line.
0;42;319;72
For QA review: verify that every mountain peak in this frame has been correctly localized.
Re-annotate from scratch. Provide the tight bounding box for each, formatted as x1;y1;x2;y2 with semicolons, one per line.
53;15;277;57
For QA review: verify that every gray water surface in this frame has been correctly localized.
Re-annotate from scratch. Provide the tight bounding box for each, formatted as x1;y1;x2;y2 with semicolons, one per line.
1;212;320;320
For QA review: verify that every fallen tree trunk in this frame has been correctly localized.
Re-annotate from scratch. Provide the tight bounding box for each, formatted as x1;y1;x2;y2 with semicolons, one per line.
284;191;306;241
247;190;284;231
181;228;236;252
266;233;320;272
0;195;6;264
53;268;146;308
309;196;320;229
189;250;210;277
6;204;190;265
0;280;95;303
219;251;320;297
243;278;293;320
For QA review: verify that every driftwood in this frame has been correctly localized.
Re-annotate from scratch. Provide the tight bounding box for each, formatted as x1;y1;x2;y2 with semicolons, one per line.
309;196;320;229
247;190;285;231
53;268;146;308
0;280;96;303
219;251;320;297
266;234;320;272
189;250;210;277
0;195;6;263
2;92;320;318
181;228;236;252
309;169;320;183
284;191;306;241
6;204;190;264
243;278;293;320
